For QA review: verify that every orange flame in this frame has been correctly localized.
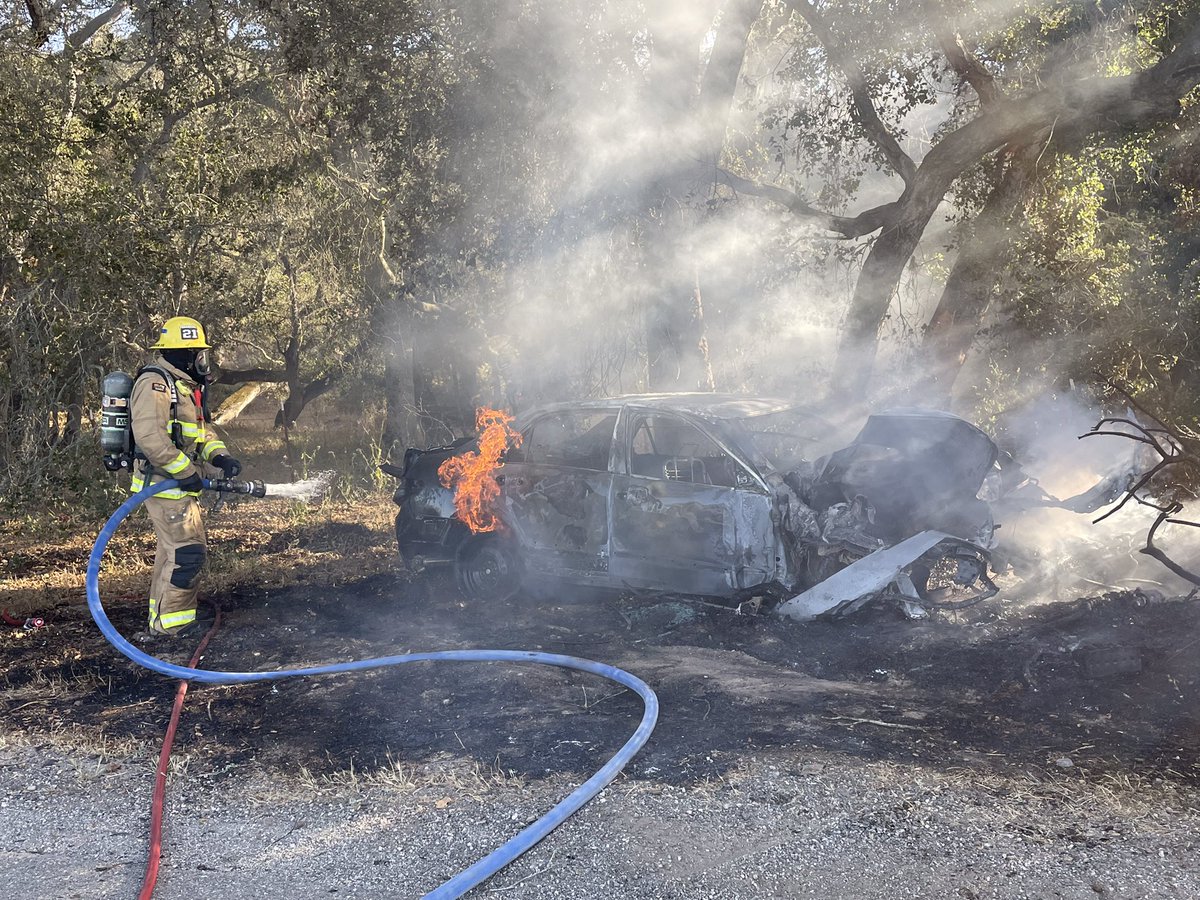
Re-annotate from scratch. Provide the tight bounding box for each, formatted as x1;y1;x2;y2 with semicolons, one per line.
438;407;523;533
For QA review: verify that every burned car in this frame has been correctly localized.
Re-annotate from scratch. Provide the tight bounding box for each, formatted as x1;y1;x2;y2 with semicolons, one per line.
384;394;1026;619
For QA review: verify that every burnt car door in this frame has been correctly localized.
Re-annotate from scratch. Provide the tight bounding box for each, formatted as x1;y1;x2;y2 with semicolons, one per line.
499;408;619;583
610;410;776;597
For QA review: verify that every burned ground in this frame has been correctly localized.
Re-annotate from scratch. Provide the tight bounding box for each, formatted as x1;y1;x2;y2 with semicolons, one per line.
3;562;1199;791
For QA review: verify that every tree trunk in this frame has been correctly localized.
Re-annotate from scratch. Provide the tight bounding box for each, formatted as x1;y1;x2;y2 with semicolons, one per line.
645;227;715;391
920;140;1048;400
364;213;421;457
213;383;269;426
381;321;419;456
412;327;451;445
829;203;939;397
60;398;83;447
274;254;304;429
643;0;760;391
815;21;1200;399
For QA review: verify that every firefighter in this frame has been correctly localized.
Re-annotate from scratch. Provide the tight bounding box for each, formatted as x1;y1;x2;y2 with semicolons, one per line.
130;316;241;638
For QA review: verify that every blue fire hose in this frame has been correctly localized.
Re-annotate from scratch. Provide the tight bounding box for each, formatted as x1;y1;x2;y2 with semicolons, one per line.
86;479;659;899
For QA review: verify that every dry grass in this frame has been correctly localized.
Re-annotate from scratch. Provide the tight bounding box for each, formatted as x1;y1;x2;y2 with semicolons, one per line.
0;719;151;776
280;752;523;803
0;417;402;617
6;721;152;771
0;665;113;706
0;497;398;616
859;755;1200;819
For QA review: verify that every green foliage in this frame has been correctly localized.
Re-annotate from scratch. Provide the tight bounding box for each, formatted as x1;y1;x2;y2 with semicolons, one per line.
0;0;452;493
995;99;1200;427
2;0;1200;509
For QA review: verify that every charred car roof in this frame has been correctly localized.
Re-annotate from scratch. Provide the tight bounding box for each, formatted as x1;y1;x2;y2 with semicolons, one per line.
523;393;798;422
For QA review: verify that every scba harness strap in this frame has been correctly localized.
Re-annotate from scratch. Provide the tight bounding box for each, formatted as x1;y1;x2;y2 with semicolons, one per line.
136;365;184;453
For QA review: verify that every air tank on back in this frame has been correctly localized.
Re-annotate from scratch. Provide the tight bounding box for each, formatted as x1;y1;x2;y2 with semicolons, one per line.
100;371;135;471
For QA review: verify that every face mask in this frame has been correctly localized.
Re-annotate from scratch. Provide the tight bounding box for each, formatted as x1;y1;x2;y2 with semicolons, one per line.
194;349;213;381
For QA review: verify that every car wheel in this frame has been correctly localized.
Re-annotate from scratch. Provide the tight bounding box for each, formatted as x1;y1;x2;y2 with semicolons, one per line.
455;534;523;602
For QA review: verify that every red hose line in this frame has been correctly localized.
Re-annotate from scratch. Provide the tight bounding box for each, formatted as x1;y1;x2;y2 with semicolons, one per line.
137;603;223;900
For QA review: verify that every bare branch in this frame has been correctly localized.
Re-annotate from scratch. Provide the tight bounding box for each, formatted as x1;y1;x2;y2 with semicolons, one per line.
1107;380;1200;456
936;27;1002;108
1086;429;1171;455
1085;407;1200;585
1090;458;1174;524
716;168;898;238
1088;416;1180;459
1142;504;1200;587
782;0;917;184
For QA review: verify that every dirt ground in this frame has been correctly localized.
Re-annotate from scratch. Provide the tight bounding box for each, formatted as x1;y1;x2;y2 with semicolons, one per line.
6;560;1200;787
3;500;1200;897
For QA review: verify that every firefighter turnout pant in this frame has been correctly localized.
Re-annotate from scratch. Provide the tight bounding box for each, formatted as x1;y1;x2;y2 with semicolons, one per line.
145;496;207;634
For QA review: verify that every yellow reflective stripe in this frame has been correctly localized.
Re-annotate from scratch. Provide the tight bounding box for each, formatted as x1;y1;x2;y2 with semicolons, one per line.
131;461;199;497
162;452;191;475
148;598;158;624
157;609;197;629
132;481;191;499
168;420;201;438
202;440;226;460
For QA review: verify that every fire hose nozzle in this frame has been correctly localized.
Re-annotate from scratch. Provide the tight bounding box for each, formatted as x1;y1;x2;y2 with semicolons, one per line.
205;478;267;498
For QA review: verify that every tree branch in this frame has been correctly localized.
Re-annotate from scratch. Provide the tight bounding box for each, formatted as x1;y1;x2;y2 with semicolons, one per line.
215;367;286;385
66;0;128;51
274;369;346;428
831;16;1200;395
1140;505;1200;587
25;0;50;46
783;0;917;184
916;42;1200;203
1081;412;1200;586
936;27;1002;108
716;168;898;237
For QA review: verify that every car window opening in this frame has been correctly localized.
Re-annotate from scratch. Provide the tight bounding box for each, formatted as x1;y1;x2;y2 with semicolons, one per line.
516;411;617;471
630;415;745;488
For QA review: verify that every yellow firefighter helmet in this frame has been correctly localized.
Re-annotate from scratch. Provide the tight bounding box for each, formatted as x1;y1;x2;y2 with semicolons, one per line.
151;316;212;350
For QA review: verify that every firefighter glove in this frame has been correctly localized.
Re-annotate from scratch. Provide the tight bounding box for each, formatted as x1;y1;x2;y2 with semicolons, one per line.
213;454;242;478
176;472;204;494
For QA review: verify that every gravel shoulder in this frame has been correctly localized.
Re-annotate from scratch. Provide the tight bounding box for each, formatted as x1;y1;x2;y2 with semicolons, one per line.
3;737;1198;900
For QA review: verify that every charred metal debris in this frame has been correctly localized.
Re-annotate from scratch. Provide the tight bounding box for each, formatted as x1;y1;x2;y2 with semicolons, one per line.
384;395;1147;621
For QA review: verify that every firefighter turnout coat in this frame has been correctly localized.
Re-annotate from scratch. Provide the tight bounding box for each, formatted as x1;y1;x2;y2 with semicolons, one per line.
129;355;228;633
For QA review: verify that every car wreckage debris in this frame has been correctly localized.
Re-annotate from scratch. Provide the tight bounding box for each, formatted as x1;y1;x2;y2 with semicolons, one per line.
775;531;996;622
385;396;1149;621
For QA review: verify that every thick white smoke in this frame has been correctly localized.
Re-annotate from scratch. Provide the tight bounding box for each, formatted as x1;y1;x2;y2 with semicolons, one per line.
993;393;1200;602
399;2;1200;602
